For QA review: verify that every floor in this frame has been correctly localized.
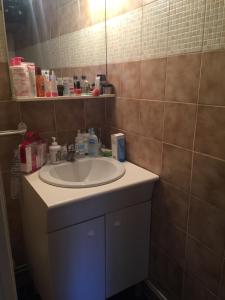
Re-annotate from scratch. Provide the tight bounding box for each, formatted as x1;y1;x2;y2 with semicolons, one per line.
17;284;159;300
16;270;159;300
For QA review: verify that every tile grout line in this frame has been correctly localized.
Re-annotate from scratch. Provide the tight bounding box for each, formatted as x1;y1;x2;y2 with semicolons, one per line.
109;121;225;163
161;55;169;175
116;95;225;108
180;14;206;294
163;141;225;163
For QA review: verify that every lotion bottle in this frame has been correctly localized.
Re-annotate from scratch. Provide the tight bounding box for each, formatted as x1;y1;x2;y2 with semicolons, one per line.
49;137;61;164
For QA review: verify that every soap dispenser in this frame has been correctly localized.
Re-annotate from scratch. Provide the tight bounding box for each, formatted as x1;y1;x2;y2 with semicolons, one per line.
49;137;61;164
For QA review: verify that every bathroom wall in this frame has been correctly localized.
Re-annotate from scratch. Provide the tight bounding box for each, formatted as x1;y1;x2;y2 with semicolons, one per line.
1;2;225;300
8;0;106;77
0;3;106;266
105;0;225;299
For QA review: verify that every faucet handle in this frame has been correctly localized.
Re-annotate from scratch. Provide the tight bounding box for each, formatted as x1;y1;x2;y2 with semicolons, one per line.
67;143;75;152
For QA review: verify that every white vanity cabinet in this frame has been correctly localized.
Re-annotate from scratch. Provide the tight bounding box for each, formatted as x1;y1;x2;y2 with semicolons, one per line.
48;217;105;300
46;202;150;300
106;202;150;298
22;161;158;300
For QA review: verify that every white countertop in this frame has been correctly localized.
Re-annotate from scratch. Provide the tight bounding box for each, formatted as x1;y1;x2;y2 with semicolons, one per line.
24;161;159;209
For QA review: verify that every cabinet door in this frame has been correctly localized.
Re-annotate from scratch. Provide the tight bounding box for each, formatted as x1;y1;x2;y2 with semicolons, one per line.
106;202;151;298
48;217;105;300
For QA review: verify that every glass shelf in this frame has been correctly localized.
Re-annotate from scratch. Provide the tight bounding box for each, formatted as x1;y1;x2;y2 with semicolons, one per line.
13;94;115;102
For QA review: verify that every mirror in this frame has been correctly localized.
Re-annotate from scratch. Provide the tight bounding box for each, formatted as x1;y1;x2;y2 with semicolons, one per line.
3;0;107;84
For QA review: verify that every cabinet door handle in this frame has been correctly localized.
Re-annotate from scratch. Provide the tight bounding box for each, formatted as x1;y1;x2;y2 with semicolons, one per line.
87;229;95;237
113;220;121;227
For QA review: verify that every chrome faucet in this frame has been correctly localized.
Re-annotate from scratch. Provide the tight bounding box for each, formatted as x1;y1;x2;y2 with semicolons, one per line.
66;144;76;162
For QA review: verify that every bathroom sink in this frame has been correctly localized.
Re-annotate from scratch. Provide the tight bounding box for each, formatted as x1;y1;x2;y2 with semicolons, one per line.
39;157;126;188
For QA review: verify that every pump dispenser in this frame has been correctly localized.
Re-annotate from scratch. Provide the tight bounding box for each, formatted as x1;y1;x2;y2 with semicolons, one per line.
9;56;30;97
49;137;61;164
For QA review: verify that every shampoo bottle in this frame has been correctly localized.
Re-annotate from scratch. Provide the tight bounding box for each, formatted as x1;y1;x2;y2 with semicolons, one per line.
49;137;61;164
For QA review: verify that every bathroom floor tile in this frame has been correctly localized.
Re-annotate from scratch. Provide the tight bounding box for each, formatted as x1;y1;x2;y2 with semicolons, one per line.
108;286;150;300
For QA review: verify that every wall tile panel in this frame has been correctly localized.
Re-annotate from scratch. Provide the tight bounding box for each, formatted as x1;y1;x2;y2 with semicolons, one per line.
142;0;169;59
168;0;205;55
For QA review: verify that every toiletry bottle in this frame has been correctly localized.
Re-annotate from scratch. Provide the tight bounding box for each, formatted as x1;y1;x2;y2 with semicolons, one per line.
24;62;37;97
57;77;64;96
63;77;70;96
75;79;81;95
83;79;90;94
35;67;45;97
63;77;74;96
95;75;101;90
42;70;51;97
83;131;89;155
9;57;31;98
81;75;86;94
50;70;58;97
49;137;61;164
73;76;78;89
75;130;85;157
88;128;98;157
111;133;125;162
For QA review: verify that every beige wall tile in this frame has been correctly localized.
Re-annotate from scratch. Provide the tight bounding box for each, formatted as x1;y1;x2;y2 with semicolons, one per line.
164;102;197;149
151;211;186;267
85;98;106;128
162;143;192;191
152;180;188;231
192;154;225;211
106;9;142;64
126;133;162;174
186;237;222;294
189;196;225;257
165;53;201;103
140;58;166;100
55;100;85;132
195;105;225;160
0;101;20;130
122;99;140;134
120;61;141;99
106;98;124;129
0;63;11;100
20;102;56;133
107;63;122;96
183;273;218;300
167;0;205;55
139;100;164;141
106;0;142;19
150;245;183;299
203;0;225;51
199;50;225;106
142;0;169;59
220;262;225;300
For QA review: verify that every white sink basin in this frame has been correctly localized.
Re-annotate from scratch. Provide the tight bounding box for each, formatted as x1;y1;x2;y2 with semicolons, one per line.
39;157;126;188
